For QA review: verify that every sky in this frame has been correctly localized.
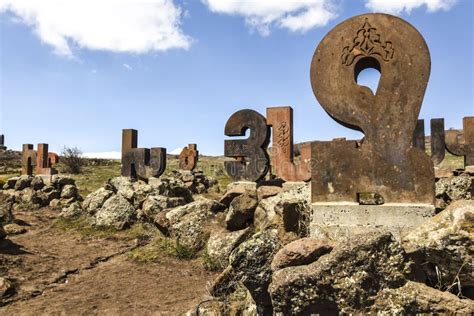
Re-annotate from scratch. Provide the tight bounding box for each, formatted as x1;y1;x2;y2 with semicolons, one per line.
0;0;473;156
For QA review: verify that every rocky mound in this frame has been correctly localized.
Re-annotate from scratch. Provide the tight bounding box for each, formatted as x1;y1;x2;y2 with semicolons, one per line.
1;175;81;211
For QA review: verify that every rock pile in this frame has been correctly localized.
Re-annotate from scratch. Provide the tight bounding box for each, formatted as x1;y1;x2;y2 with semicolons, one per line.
168;169;219;194
436;171;473;210
1;175;81;211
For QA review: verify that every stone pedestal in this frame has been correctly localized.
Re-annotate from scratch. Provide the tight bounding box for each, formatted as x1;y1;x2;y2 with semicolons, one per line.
311;203;435;241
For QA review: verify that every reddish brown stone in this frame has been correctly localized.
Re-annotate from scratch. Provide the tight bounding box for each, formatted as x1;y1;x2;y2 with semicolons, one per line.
445;117;474;168
21;144;36;176
267;106;311;182
22;143;58;176
224;109;270;182
178;144;198;171
310;14;435;204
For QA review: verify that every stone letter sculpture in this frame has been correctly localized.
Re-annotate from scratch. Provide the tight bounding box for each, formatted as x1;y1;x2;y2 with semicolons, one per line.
121;129;167;180
310;14;434;204
224;109;270;182
412;118;446;165
22;143;58;176
445;117;474;169
179;144;198;171
0;135;6;150
267;106;311;182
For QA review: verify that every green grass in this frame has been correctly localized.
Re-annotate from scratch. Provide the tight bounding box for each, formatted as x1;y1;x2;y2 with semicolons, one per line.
127;237;195;263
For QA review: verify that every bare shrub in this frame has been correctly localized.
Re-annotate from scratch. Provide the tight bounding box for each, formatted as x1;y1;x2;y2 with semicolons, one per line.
61;146;84;174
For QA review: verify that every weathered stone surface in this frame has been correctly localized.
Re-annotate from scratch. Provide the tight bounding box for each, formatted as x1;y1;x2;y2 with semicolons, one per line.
82;188;113;215
15;176;32;191
371;281;474;314
60;202;83;219
0;226;6;240
270;232;411;314
267;106;311;182
310;14;435;204
225;193;258;231
219;182;256;207
436;174;473;210
229;229;281;314
358;192;384;205
30;176;45;191
51;175;75;189
224;109;270;182
94;194;135;230
108;177;135;201
0;277;13;298
403;200;474;291
121;129;166;180
3;223;27;235
257;185;282;200
60;184;78;199
3;177;19;190
0;192;14;225
206;227;252;269
166;199;225;253
271;238;333;271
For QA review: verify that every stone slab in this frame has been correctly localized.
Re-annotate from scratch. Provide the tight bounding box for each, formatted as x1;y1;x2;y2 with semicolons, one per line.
311;203;435;241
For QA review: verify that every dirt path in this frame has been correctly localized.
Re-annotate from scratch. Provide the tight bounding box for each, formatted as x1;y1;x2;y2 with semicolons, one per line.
0;209;216;315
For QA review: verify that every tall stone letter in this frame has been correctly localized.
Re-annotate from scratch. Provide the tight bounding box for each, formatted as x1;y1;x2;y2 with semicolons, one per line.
310;14;434;204
445;117;474;169
121;129;167;180
179;144;199;171
224;109;270;182
22;144;36;176
267;106;311;182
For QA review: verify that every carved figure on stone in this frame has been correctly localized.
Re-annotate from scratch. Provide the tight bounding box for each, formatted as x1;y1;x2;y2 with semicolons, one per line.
121;129;166;180
412;118;446;165
22;143;58;176
179;144;198;171
267;106;311;182
224;109;270;182
310;14;435;204
445;117;474;169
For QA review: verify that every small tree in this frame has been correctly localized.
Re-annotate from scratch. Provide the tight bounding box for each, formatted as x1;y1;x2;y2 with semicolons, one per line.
61;146;84;174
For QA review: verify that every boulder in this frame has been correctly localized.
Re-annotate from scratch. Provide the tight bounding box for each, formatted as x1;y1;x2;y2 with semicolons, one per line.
206;227;252;268
60;202;83;219
403;200;474;291
436;175;473;209
61;184;78;199
219;182;257;207
139;195;170;221
371;281;474;314
51;175;75;189
0;226;6;240
0;192;14;225
271;238;333;271
228;229;281;314
274;198;311;237
166;199;226;253
82;188;113;215
3;223;27;235
0;277;13;298
94;194;136;230
108;177;135;201
14;176;32;191
3;177;19;190
269;232;411;314
30;176;45;190
225;193;258;231
257;185;283;201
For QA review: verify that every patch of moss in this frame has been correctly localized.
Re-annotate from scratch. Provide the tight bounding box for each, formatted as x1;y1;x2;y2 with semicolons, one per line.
127;237;195;263
199;248;224;272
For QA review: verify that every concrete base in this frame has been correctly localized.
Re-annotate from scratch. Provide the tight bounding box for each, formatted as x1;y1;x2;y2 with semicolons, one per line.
282;181;307;192
311;203;435;241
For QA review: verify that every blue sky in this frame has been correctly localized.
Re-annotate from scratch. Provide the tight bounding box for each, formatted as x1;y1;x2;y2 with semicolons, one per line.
0;0;472;156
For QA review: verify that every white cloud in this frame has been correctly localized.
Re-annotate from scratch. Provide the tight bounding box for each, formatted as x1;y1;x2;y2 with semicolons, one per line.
0;0;192;57
170;147;183;155
365;0;457;14
123;63;133;70
202;0;337;36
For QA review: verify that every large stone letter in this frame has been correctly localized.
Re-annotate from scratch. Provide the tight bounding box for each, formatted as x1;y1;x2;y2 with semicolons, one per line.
0;135;6;151
310;14;434;204
266;106;311;182
22;144;36;176
36;143;58;176
224;109;270;182
445;117;474;169
412;118;446;165
179;144;199;171
121;129;167;180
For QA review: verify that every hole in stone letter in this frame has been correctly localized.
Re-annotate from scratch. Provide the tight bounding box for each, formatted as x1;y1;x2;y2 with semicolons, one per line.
354;57;381;95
